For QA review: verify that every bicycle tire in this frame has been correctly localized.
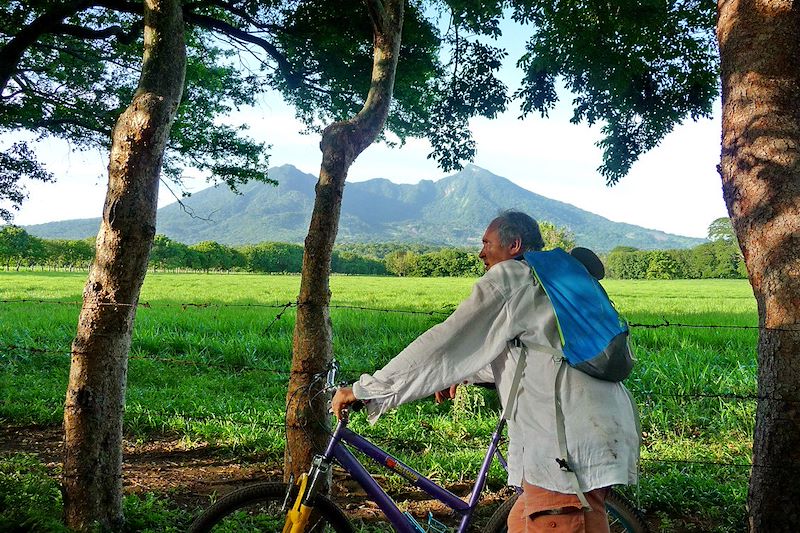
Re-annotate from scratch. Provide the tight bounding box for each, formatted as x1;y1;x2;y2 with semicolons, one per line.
606;490;650;533
483;488;649;533
188;482;354;533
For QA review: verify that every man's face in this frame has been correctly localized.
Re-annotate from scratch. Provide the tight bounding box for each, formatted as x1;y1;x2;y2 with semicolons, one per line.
479;222;520;270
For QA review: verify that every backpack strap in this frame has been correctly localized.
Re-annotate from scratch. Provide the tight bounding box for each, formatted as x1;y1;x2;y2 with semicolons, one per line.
500;338;527;422
554;359;592;511
513;339;592;511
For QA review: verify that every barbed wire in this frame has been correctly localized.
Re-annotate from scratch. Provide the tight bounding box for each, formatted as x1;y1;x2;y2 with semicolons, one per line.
628;320;767;331
0;298;783;330
7;296;800;334
640;458;751;469
1;297;786;481
0;342;771;402
0;299;453;316
117;409;763;468
0;381;765;470
125;409;286;430
0;343;299;378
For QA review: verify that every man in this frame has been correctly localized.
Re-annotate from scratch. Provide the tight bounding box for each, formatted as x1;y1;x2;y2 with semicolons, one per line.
332;211;639;532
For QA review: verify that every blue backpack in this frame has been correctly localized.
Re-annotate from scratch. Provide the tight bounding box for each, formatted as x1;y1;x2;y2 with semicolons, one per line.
501;248;636;510
522;248;633;382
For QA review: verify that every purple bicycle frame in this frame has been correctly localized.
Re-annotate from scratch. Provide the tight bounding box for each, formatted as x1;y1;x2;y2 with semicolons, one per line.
322;416;508;533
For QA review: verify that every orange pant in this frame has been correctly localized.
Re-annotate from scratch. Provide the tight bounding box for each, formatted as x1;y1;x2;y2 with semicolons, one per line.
506;482;610;533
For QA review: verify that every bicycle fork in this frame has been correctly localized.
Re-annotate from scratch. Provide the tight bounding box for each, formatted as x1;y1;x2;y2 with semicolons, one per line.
282;455;331;533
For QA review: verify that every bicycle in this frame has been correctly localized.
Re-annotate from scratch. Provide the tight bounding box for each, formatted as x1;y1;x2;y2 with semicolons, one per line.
189;363;649;532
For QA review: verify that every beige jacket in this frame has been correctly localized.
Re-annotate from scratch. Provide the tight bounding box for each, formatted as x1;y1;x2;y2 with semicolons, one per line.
352;258;640;493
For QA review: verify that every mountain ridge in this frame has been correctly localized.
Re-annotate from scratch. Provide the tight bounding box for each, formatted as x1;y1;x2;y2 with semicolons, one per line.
24;164;704;252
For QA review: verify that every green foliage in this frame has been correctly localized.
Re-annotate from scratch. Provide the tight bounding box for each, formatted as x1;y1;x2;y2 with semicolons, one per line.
40;238;94;270
188;241;244;272
606;249;651;279
4;228;749;280
2;1;509;220
0;453;67;532
384;250;419;277
646;250;684;280
610;246;639;253
150;235;189;272
539;221;576;251
274;1;508;171
335;242;444;260
689;240;747;279
707;217;736;243
401;248;484;277
331;250;386;275
510;0;718;182
122;493;189;533
0;225;38;269
240;242;303;273
0;144;55;222
1;8;271;197
607;239;747;280
0;226;98;271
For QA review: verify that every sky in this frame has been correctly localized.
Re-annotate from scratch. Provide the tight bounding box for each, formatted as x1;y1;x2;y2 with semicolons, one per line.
5;16;728;239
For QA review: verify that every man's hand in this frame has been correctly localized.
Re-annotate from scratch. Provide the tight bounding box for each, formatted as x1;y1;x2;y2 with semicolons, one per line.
331;387;357;420
435;384;459;404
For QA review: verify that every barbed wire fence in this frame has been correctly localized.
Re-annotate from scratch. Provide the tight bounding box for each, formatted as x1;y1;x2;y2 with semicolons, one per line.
0;298;769;477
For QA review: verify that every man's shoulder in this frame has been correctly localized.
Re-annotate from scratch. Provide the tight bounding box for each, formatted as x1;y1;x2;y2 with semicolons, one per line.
480;259;532;292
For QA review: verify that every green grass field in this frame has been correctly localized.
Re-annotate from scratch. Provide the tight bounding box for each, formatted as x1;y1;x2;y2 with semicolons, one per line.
0;272;757;531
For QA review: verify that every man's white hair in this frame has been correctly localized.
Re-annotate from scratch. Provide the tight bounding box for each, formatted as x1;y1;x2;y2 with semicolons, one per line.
493;210;544;251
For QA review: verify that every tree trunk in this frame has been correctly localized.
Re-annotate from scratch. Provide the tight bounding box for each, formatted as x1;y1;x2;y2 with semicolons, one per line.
62;0;185;529
285;0;404;480
717;1;800;530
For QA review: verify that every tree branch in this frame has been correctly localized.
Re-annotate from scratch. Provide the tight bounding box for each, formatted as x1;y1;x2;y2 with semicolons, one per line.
0;0;94;94
31;39;139;72
33;117;112;136
54;21;143;45
1;0;304;99
349;0;403;149
182;10;302;89
366;0;387;33
159;176;216;222
187;0;283;33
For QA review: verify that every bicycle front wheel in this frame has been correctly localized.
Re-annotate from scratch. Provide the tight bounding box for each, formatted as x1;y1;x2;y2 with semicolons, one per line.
189;482;354;533
483;489;649;533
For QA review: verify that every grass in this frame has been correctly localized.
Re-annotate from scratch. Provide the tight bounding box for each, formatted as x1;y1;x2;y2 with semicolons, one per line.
0;272;757;531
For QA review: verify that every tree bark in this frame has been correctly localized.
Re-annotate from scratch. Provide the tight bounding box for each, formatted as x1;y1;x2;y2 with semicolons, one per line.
62;0;185;530
717;1;800;530
285;0;404;480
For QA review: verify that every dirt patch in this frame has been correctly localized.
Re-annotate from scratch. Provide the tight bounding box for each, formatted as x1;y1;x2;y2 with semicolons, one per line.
3;425;677;530
0;424;510;525
1;425;282;507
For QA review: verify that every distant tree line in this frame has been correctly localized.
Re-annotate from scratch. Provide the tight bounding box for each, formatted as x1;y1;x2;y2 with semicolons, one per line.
605;243;747;279
0;226;95;271
0;227;388;275
0;227;482;276
0;218;746;279
605;218;747;279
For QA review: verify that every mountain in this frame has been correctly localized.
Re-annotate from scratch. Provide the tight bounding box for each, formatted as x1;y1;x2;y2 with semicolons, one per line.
24;164;704;251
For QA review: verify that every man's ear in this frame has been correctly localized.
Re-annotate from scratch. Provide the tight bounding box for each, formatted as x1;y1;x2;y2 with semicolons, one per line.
510;237;523;255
